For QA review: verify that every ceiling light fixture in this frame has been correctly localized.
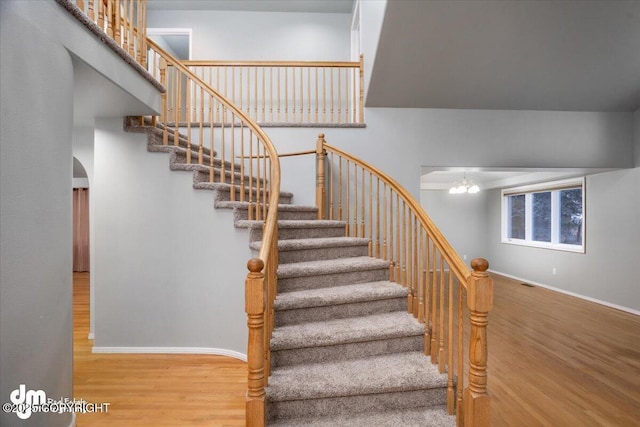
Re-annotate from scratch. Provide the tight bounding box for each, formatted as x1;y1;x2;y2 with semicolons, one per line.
449;174;480;194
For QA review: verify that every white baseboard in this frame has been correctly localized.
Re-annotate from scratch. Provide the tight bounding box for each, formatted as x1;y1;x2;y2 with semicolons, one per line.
91;346;247;362
490;269;640;316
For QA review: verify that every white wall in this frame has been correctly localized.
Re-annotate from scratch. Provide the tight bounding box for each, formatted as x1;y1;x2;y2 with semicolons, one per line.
1;3;74;426
635;108;640;167
93;118;251;356
147;10;351;61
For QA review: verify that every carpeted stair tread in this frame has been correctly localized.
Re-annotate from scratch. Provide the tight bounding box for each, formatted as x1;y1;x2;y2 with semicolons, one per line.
270;311;423;351
277;256;389;279
251;236;368;252
274;281;407;311
266;351;446;402
219;202;312;212
193;181;293;197
236;219;345;229
268;407;455;427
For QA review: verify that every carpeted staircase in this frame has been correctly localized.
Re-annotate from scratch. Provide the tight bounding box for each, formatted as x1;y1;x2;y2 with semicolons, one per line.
126;118;456;426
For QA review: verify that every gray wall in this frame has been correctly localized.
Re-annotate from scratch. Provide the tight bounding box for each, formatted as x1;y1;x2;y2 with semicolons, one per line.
92;119;251;355
485;168;640;312
147;9;351;61
1;3;74;426
420;190;489;263
635;109;640;167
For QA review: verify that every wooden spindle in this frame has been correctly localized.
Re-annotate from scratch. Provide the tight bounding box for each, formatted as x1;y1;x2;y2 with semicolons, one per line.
322;68;326;123
284;68;288;123
413;217;419;317
330;67;334;123
240;123;245;201
159;58;168;145
430;248;438;361
248;132;254;220
388;190;394;281
447;269;455;414
87;0;95;21
106;0;113;37
220;108;226;184
376;177;381;258
114;0;121;46
361;168;365;239
368;172;373;256
316;134;326;219
329;152;334;220
353;165;358;236
424;236;432;355
457;279;464;427
255;67;259;121
128;0;134;56
210;97;215;182
186;78;192;164
359;54;364;123
345;160;350;236
464;258;493;427
338;156;343;221
438;258;446;373
199;87;204;164
245;258;266;427
395;194;401;283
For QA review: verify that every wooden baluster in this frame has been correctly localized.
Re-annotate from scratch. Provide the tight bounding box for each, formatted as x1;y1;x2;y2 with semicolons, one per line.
277;68;281;123
337;68;342;124
173;69;180;146
430;247;438;362
376;177;381;258
186;78;192;164
464;258;493;427
97;0;104;30
106;0;113;37
457;278;464;427
419;229;426;322
262;144;267;220
114;0;121;45
292;67;296;123
78;0;86;11
395;194;401;283
159;58;168;145
407;205;413;312
199;87;204;164
245;258;266;427
438;258;446;373
270;67;274;122
255;67;259;121
315;134;326;219
128;0;134;56
322;68;326;123
447;269;455;413
263;67;266;123
382;183;387;261
424;236;431;355
221;107;226;185
353;165;358;237
240;123;245;201
388;189;394;281
329;152;334;220
345;160;350;236
411;216;420;319
140;0;147;67
230;119;235;198
351;65;356;124
338;156;343;221
330;68;334;123
214;95;216;182
255;138;261;219
284;68;288;123
361;168;366;239
315;68;319;123
248;132;254;220
87;0;95;21
359;54;364;123
368;172;373;256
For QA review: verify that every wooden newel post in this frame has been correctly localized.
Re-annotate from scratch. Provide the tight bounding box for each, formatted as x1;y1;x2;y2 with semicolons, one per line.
464;258;493;427
245;258;266;427
315;133;327;219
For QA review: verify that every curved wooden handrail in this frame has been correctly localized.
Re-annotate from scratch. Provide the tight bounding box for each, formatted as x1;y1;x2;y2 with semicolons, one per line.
323;142;470;286
147;38;281;264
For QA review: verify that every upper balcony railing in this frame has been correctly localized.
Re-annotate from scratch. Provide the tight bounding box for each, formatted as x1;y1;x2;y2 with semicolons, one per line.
71;0;147;67
184;57;365;126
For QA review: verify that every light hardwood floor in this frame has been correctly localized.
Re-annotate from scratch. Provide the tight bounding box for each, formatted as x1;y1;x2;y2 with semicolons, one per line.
73;272;640;426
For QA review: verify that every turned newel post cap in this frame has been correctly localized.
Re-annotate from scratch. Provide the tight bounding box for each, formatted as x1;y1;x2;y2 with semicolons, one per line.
247;258;264;273
471;258;489;273
318;133;325;139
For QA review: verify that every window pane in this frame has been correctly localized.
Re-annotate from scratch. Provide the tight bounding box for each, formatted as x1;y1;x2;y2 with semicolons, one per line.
508;195;525;239
532;192;551;242
560;188;582;245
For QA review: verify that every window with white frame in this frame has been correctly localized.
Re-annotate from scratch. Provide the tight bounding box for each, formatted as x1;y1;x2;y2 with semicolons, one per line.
501;178;585;253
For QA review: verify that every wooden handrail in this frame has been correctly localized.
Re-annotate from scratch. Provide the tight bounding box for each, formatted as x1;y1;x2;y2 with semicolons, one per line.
317;134;493;427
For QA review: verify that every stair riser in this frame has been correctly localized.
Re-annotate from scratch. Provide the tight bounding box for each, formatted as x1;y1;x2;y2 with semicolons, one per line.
278;267;389;293
275;296;407;326
234;209;316;222
249;226;345;242
193;169;263;188
211;187;293;205
278;244;369;264
271;334;422;368
267;387;447;420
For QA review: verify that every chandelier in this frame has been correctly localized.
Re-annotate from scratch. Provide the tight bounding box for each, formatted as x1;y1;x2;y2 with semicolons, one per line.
449;174;480;194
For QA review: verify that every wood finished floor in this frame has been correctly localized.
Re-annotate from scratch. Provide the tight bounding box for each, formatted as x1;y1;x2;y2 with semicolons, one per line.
73;272;640;426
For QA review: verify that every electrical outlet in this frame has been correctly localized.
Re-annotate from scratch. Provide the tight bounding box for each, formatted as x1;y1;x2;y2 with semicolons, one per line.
552;268;557;275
